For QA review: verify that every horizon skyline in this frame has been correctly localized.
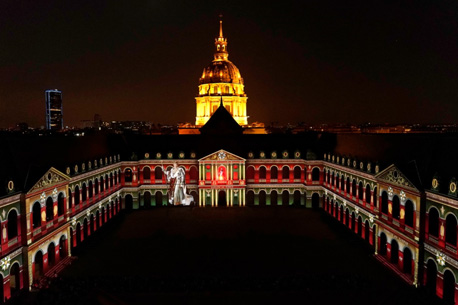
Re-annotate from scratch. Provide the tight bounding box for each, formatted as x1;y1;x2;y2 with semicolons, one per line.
0;1;457;128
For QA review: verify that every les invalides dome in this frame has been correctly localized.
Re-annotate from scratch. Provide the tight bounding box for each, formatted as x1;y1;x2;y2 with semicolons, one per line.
195;20;248;126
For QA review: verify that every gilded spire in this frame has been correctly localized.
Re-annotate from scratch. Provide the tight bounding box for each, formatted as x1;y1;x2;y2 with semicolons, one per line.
219;20;223;38
214;17;228;61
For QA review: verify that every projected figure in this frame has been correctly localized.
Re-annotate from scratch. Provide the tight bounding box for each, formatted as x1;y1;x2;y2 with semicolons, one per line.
163;162;193;206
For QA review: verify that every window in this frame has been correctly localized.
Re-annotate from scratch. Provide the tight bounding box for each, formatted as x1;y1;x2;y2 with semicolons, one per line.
143;167;151;180
311;168;320;181
381;192;388;214
32;202;41;229
271;167;278;179
259;167;266;179
405;200;414;227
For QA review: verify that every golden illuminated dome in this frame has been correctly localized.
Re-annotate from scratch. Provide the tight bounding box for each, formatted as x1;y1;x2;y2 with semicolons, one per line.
195;19;248;126
199;60;243;86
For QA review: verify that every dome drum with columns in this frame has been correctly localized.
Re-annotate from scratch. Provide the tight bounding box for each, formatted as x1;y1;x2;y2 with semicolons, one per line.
195;20;248;126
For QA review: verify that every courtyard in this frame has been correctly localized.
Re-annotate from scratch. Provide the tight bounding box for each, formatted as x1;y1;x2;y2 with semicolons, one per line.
17;207;445;305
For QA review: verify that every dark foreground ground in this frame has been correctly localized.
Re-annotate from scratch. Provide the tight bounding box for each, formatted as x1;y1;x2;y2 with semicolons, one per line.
14;207;447;305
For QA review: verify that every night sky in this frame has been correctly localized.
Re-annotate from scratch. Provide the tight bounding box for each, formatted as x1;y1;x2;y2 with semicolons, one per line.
0;0;457;128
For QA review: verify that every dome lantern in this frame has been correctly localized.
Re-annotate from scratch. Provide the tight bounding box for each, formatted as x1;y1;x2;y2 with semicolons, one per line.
214;20;228;61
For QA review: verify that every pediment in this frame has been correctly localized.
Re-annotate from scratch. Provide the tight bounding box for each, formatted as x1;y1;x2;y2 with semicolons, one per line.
375;164;417;190
28;167;70;194
199;149;245;162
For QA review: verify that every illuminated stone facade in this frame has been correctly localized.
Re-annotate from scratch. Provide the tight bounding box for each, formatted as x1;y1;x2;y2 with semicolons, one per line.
4;142;458;304
195;20;248;126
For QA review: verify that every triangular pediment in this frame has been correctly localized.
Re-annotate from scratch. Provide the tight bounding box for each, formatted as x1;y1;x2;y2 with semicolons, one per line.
28;167;70;194
199;149;245;162
375;164;418;190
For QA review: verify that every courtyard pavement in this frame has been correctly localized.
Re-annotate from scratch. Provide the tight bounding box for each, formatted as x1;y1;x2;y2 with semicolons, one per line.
14;207;447;305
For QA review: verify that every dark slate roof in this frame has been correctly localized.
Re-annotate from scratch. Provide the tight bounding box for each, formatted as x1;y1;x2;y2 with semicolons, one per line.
329;133;458;192
2;130;457;200
199;102;243;135
0;133;118;198
113;132;323;162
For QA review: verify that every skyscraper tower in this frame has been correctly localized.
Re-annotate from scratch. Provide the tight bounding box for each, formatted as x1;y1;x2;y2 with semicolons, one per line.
195;19;248;126
45;89;63;130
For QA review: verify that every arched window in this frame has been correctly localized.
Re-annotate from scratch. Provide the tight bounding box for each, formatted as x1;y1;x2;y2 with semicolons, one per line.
311;168;320;181
155;167;163;180
246;191;254;206
68;189;73;208
59;235;67;259
74;185;80;205
34;251;44;280
270;190;278;206
446;214;457;247
144;192;152;208
46;197;54;221
404;200;414;227
379;233;387;255
259;167;266;179
271;167;278;179
88;180;93;198
392;195;400;219
32;202;41;229
358;182;363;200
58;193;65;216
142;167;151;180
426;259;437;294
346;177;350;194
100;176;105;192
10;262;20;294
259;190;266;206
340;175;345;191
48;243;56;268
190;167;198;181
351;179;357;197
110;173;114;187
373;187;378;208
105;174;109;189
403;247;413;275
282;166;290;180
365;184;371;204
282;190;289;206
94;178;99;195
294;166;301;180
82;183;87;202
312;193;320;209
381;192;388;214
7;209;18;239
114;172;118;185
428;207;440;237
390;239;399;264
247;167;255;180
